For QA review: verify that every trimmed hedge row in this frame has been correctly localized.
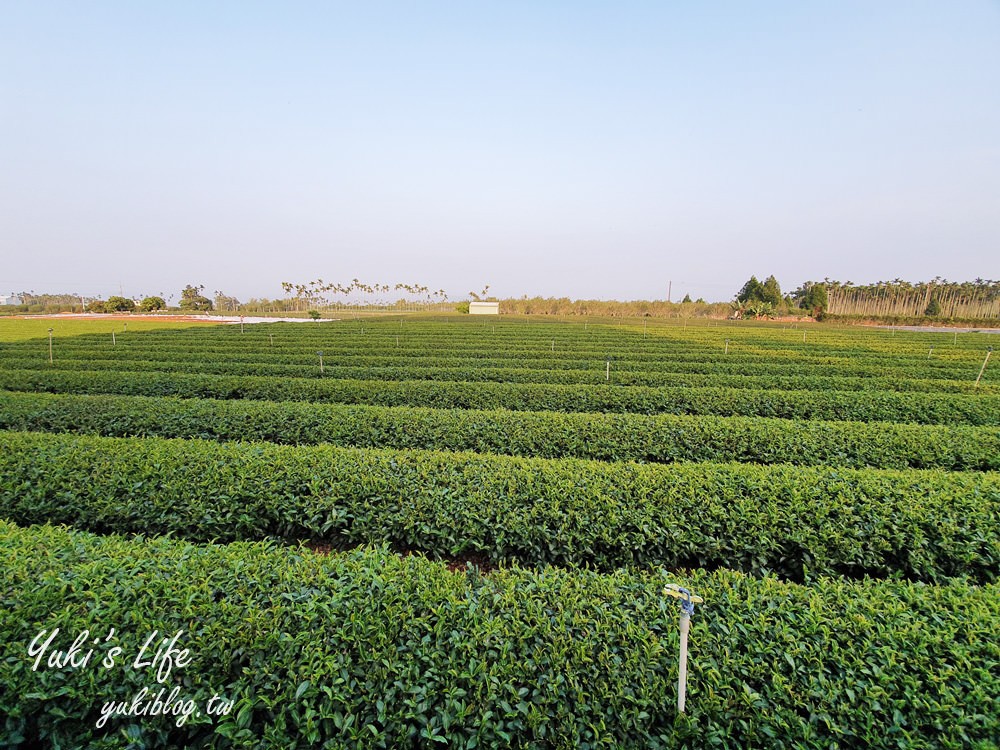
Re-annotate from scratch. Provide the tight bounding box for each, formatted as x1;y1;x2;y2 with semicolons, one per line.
3;352;990;394
2;431;997;582
3;335;991;381
19;321;989;366
2;521;998;749
3;326;993;373
2;390;998;471
2;369;999;425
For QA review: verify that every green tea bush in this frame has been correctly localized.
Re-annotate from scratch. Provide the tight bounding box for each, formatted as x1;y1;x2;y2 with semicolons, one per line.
1;350;991;394
2;431;997;582
1;390;998;471
2;521;997;749
1;369;997;425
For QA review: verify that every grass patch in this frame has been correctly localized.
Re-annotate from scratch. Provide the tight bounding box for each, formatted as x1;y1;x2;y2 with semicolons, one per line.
0;317;220;342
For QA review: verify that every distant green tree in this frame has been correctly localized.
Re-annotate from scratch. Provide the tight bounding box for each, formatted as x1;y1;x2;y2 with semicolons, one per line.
736;276;765;304
139;296;165;312
925;296;942;316
105;296;136;312
747;301;775;319
761;276;783;307
179;285;213;311
795;283;828;316
86;299;108;313
308;310;321;320
681;294;693;303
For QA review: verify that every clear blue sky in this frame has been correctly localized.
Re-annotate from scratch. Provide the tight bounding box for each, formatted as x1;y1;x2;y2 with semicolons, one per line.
2;1;998;303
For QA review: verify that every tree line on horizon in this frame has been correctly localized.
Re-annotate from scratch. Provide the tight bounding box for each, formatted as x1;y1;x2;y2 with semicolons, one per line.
725;275;1000;322
822;278;1000;320
5;278;999;322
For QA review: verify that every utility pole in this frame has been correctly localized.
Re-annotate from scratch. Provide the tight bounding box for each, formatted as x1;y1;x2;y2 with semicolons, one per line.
667;280;672;303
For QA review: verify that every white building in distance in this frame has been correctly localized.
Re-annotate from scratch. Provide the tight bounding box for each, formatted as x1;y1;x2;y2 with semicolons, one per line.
0;294;23;306
469;301;499;315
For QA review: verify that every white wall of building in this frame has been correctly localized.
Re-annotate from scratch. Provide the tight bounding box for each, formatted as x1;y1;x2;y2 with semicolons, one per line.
469;301;499;315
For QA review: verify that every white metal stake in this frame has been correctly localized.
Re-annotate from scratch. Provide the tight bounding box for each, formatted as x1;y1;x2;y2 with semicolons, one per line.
928;346;933;359
112;331;116;346
975;348;993;388
318;351;324;374
269;334;274;346
606;359;610;381
663;585;703;714
725;339;729;355
48;329;53;363
678;609;690;712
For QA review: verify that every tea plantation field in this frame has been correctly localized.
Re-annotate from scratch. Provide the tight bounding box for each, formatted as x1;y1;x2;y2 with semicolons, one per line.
2;316;998;748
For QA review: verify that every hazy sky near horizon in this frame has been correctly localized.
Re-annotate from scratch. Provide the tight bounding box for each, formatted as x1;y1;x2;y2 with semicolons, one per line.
2;1;998;304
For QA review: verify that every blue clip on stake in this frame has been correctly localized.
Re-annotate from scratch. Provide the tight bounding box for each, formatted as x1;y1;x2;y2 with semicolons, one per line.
663;584;703;713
